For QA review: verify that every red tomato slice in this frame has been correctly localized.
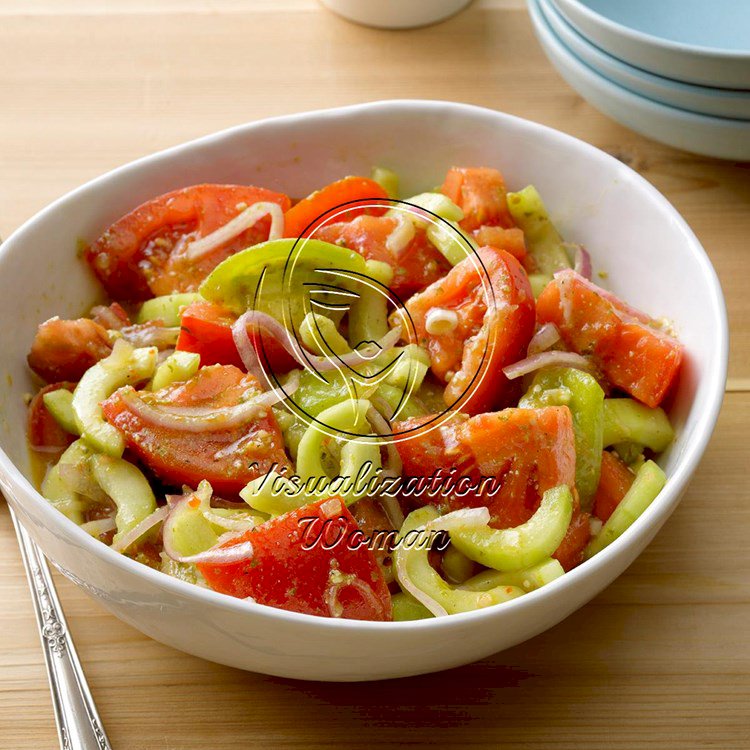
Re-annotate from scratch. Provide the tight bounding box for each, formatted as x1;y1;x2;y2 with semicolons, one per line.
401;246;535;414
536;270;683;408
592;450;635;522
314;215;452;297
552;507;591;572
472;226;527;262
176;301;298;373
27;382;77;455
27;318;112;384
84;184;291;301
394;406;576;530
283;176;388;239
198;497;392;621
441;167;515;232
101;365;290;495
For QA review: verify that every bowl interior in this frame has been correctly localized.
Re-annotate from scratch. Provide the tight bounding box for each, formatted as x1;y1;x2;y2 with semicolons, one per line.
0;100;726;549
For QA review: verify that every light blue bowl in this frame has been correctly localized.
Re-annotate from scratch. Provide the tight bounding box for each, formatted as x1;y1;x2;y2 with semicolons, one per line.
528;0;750;160
540;0;750;120
553;0;750;89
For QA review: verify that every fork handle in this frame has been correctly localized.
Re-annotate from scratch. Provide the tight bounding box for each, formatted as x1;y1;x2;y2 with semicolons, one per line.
10;506;112;750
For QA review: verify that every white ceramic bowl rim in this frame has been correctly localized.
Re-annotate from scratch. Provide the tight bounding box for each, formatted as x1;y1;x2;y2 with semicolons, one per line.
0;99;728;632
556;0;750;61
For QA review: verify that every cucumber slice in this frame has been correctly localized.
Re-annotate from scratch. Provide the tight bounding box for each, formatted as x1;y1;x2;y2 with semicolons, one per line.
371;166;399;199
458;558;565;593
391;592;433;621
90;454;157;544
585;460;666;558
72;341;158;457
136;293;201;326
449;485;574;572
151;350;200;391
42;388;79;435
603;399;674;453
40;464;85;524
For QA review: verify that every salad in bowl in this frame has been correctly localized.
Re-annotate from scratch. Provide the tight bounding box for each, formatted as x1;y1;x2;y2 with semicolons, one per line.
26;163;683;623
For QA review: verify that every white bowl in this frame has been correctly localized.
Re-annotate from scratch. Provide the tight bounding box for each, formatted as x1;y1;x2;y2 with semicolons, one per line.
0;100;727;681
540;0;750;120
318;0;472;29
553;0;750;89
529;0;750;160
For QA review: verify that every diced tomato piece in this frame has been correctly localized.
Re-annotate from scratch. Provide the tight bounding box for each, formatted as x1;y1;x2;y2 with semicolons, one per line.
536;270;683;408
441;167;514;232
198;497;392;621
401;246;535;414
394;406;576;530
101;365;290;495
84;184;291;301
314;215;452;297
27;317;112;383
176;301;298;374
283;176;388;239
592;450;635;522
473;226;527;262
27;382;77;455
552;508;591;571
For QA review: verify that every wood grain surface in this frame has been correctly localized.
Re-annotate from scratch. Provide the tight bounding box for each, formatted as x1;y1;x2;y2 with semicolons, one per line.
1;2;748;748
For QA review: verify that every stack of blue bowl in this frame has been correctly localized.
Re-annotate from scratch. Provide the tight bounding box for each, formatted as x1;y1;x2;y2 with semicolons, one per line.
528;0;750;160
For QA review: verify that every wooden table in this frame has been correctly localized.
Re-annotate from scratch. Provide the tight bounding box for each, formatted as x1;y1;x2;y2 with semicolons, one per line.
1;2;749;747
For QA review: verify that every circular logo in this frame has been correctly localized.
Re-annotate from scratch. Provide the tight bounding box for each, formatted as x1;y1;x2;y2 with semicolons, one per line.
252;198;497;444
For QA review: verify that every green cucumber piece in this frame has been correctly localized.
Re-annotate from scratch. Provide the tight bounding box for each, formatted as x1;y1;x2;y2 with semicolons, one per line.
72;342;158;457
449;485;574;572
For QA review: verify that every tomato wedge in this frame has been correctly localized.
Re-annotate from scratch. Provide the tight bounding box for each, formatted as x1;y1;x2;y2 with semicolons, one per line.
198;497;392;620
176;300;298;373
283;176;388;238
592;450;635;522
536;270;683;408
27;317;112;384
401;246;535;414
314;215;452;297
552;507;591;572
84;184;291;301
440;167;515;232
27;382;77;455
101;365;290;494
472;226;527;262
394;406;577;530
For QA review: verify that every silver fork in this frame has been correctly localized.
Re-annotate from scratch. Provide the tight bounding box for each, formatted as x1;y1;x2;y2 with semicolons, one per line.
10;505;112;749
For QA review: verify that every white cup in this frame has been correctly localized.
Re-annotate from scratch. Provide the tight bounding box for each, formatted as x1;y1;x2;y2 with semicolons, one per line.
319;0;473;29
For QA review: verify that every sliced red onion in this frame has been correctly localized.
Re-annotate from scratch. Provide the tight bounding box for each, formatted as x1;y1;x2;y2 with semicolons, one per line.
118;374;298;433
168;540;255;566
90;304;128;331
120;324;180;349
366;406;402;478
569;243;592;280
527;322;561;356
30;444;65;454
80;517;117;538
184;202;284;261
502;351;595;380
203;510;257;532
232;310;401;381
111;505;170;553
